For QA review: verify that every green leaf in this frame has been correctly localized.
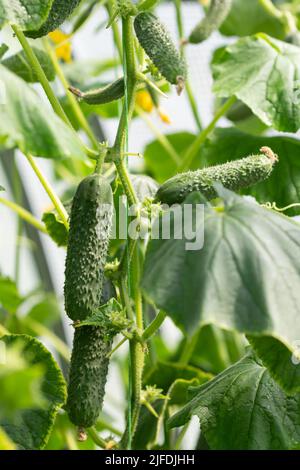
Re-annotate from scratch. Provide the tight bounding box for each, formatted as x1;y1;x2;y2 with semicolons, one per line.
200;127;300;215
0;65;86;160
0;0;53;30
212;34;300;132
2;47;55;83
77;299;124;328
26;294;60;327
0;43;8;59
142;188;300;392
0;277;23;312
42;201;71;247
144;361;212;398
0;334;66;449
168;351;300;450
220;0;290;39
144;132;197;183
0;185;4;191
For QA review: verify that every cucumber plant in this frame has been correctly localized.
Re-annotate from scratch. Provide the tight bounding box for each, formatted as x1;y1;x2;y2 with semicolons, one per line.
1;0;300;454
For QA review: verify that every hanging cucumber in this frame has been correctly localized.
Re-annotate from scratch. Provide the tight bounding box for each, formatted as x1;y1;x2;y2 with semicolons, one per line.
189;0;233;44
69;77;125;105
134;12;187;94
155;150;277;205
67;326;113;430
64;174;114;430
64;174;113;322
25;0;82;39
66;278;116;430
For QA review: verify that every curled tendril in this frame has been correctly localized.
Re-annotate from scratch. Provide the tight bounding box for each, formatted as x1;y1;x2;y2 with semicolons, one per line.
261;202;300;212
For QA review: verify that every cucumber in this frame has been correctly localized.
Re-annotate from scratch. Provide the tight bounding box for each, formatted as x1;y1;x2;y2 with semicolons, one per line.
134;13;187;92
25;0;82;39
65;174;114;430
155;151;277;205
67;326;113;429
64;174;113;322
189;0;233;44
69;78;125;105
66;279;116;429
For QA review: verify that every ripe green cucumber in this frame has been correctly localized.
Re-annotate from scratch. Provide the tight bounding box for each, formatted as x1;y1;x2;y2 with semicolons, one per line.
26;0;82;39
155;151;277;205
64;174;113;322
69;78;125;105
134;12;187;92
65;174;114;430
189;0;233;44
67;278;116;429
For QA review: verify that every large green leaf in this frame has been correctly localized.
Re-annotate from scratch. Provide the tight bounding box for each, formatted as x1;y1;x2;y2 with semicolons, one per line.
0;0;53;30
2;47;55;83
0;65;86;159
0;334;66;449
168;352;300;450
200;127;300;215
0;276;23;312
142;188;300;392
212;34;300;132
220;0;290;39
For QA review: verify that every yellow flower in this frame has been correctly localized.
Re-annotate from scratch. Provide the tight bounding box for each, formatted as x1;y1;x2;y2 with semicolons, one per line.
136;90;154;113
158;108;171;125
49;30;72;63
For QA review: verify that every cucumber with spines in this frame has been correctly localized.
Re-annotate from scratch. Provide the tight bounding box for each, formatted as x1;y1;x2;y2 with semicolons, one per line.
189;0;233;44
65;174;114;430
25;0;82;39
64;174;113;322
155;151;277;205
134;12;187;93
69;77;125;105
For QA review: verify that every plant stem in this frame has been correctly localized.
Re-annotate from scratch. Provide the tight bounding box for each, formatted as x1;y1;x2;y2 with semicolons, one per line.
174;422;189;450
0;197;47;234
106;1;123;61
97;419;122;437
64;429;79;450
44;38;99;150
25;154;69;230
180;330;199;365
142;311;167;341
11;25;70;126
179;96;236;171
89;427;108;449
135;106;181;165
112;17;138;206
174;0;203;131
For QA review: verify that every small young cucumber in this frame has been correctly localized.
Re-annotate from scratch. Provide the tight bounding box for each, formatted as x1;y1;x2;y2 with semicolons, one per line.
155;150;277;205
64;174;113;322
26;0;82;39
134;12;187;93
189;0;233;44
69;78;125;106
